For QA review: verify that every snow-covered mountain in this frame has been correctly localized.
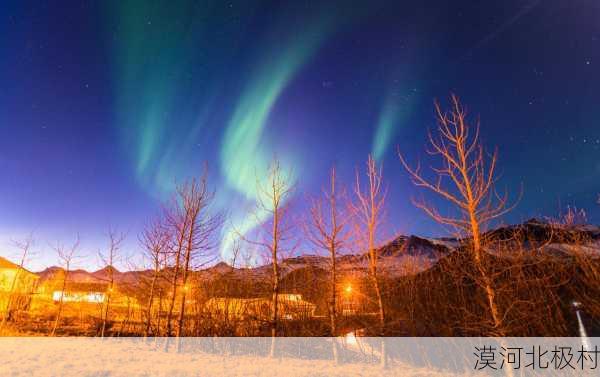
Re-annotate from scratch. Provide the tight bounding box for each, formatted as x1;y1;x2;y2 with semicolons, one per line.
34;219;600;285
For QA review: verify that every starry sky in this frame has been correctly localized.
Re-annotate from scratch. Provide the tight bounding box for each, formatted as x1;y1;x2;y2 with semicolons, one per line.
1;0;599;270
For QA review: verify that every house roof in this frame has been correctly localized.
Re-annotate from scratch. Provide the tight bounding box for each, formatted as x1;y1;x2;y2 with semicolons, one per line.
0;256;38;277
0;256;20;269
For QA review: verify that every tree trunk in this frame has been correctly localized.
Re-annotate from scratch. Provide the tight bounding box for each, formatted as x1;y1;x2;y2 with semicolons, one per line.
100;287;112;338
373;275;385;332
157;291;163;336
177;215;197;340
270;269;279;357
469;211;503;335
51;271;68;336
166;252;182;337
176;272;188;338
144;272;158;338
330;243;337;336
270;206;280;357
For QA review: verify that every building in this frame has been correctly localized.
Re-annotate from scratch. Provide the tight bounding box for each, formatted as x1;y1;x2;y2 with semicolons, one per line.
48;282;107;304
204;294;316;321
0;256;39;315
31;269;140;318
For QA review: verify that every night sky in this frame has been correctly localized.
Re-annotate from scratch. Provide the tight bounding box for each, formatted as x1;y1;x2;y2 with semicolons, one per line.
1;1;599;270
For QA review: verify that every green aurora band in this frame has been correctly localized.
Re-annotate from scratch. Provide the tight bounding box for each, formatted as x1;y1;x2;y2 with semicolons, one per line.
218;22;331;261
109;1;235;194
108;3;387;262
109;1;334;261
372;89;418;161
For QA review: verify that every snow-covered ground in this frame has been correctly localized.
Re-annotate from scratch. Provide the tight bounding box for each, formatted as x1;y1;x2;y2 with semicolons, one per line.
2;337;596;376
0;337;463;377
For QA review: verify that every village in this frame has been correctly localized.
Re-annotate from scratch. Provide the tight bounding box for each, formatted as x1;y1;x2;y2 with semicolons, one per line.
0;253;381;337
1;215;599;339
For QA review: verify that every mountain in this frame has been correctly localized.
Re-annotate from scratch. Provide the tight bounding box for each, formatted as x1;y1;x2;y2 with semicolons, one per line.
484;218;600;243
378;235;451;258
31;219;600;286
91;265;120;280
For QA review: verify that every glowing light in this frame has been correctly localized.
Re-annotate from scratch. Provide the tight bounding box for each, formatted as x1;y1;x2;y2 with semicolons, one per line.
52;291;105;303
345;331;358;346
573;301;590;349
345;284;352;294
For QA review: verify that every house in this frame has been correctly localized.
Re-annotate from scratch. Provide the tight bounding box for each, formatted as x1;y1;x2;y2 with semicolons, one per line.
30;268;140;318
49;282;107;304
0;256;39;315
204;294;316;321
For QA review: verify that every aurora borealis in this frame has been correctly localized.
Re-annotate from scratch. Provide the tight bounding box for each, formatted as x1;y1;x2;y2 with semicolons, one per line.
1;0;599;269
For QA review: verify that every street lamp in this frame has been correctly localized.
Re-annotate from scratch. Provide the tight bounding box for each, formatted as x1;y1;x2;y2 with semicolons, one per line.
345;284;352;295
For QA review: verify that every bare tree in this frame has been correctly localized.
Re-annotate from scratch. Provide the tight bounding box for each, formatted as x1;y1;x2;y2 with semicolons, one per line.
398;94;518;335
99;229;125;338
305;167;348;337
50;235;80;336
139;218;170;337
164;186;191;337
0;235;34;331
305;166;348;363
352;155;387;334
352;156;388;368
239;160;295;356
216;239;243;335
174;175;221;338
163;169;221;338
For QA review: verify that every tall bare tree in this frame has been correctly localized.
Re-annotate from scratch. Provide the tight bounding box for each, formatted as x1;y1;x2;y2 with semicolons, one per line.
50;235;80;336
240;160;295;356
99;229;125;338
164;186;191;337
174;176;221;338
352;155;387;334
305;167;348;337
139;218;170;337
399;94;517;335
163;170;221;338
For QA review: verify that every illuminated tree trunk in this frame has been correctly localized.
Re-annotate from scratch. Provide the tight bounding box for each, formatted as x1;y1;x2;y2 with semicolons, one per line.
100;283;112;338
176;255;191;338
270;207;279;358
144;269;158;338
140;218;169;338
51;269;68;336
100;231;123;338
166;233;185;337
306;167;346;364
469;209;502;334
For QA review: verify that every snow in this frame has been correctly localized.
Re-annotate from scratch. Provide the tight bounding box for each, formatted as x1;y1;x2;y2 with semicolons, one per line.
0;338;461;377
